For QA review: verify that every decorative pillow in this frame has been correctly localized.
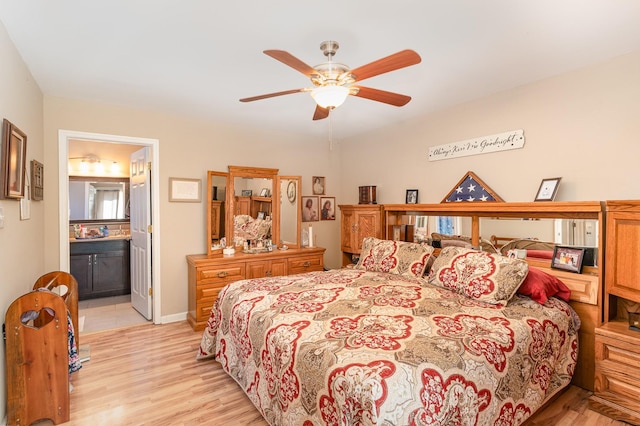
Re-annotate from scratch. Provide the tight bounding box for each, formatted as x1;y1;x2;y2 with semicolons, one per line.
517;267;571;304
428;246;529;305
355;237;434;278
525;249;554;260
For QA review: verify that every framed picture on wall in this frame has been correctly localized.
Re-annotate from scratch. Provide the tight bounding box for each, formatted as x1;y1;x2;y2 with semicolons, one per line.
312;176;325;195
320;197;335;220
31;160;44;201
1;119;28;199
169;177;201;202
302;196;319;222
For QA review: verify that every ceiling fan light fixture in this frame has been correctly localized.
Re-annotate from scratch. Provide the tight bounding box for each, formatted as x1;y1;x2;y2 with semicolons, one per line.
311;85;349;109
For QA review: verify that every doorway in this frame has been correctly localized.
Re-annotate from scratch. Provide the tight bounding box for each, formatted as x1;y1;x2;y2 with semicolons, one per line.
58;130;162;326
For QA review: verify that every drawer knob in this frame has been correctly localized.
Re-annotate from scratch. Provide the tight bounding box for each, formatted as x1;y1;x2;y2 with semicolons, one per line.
217;271;228;278
302;261;311;267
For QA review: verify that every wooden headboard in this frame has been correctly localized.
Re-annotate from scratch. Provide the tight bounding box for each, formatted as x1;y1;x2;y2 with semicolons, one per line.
383;201;605;391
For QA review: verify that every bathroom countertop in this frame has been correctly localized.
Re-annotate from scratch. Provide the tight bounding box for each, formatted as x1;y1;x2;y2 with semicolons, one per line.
69;235;131;243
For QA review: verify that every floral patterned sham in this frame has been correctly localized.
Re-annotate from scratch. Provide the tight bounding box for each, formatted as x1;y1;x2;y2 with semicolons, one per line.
428;246;529;305
198;268;578;425
354;237;434;278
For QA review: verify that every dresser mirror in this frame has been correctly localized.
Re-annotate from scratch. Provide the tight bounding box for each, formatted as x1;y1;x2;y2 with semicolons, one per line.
207;171;229;254
278;176;301;248
227;166;280;250
69;176;130;222
479;217;599;248
411;215;599;256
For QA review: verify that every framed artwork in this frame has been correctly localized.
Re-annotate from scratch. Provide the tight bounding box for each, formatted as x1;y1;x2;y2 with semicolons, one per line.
302;196;319;222
169;177;201;202
287;180;296;203
551;245;585;274
320;196;336;220
406;189;418;204
259;187;269;197
1;119;28;199
535;177;561;201
312;176;325;195
241;189;252;197
31;160;44;201
257;211;266;220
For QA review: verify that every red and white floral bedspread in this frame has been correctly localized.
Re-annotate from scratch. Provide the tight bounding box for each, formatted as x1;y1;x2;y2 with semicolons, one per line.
198;269;579;426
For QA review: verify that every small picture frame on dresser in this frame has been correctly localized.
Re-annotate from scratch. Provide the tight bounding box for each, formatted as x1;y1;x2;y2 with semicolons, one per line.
406;189;418;204
534;177;561;201
551;245;585;274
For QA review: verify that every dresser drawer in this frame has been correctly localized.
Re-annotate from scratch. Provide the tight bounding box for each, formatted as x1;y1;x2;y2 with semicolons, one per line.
196;298;217;322
596;334;640;377
197;264;246;284
288;255;324;275
196;283;225;301
594;334;640;414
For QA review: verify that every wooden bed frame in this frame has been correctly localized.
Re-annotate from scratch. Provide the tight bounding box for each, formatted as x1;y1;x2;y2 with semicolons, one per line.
383;201;605;391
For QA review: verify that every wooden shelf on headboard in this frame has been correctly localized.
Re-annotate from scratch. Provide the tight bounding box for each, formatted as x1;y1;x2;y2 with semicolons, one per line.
383;201;605;391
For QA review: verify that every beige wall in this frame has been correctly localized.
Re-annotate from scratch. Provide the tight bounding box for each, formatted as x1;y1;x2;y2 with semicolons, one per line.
42;97;343;322
340;52;640;204
0;21;44;421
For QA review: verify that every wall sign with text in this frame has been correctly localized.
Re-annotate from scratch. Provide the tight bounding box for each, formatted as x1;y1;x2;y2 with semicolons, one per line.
428;129;525;161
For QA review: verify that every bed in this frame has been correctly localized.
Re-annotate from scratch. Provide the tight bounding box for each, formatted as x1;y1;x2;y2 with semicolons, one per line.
198;237;579;425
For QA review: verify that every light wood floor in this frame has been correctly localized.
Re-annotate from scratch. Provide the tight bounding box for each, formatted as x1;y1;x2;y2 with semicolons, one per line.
37;321;628;425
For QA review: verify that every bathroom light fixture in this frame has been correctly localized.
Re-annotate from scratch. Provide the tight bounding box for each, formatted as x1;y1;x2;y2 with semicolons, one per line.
68;154;121;175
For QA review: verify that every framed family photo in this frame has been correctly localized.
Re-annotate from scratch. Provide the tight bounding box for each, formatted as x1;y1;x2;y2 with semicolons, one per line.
2;119;28;199
320;197;335;220
406;189;418;204
302;196;319;222
551;245;585;274
312;176;325;195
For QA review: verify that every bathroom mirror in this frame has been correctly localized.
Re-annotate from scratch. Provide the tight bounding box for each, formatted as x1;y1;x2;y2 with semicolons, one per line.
69;176;129;221
207;171;229;254
278;176;301;248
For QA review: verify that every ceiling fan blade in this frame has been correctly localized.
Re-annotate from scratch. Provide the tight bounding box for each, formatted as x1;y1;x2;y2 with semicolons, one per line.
352;86;412;106
264;50;317;77
312;105;330;121
350;49;421;82
240;88;306;102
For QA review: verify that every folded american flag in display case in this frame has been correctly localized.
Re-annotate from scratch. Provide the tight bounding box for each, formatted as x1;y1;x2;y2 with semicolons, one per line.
442;171;504;203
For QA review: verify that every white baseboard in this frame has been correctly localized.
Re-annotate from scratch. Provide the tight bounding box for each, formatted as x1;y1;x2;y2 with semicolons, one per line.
159;311;187;324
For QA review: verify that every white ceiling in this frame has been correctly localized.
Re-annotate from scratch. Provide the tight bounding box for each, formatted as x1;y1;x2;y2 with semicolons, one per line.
2;1;640;139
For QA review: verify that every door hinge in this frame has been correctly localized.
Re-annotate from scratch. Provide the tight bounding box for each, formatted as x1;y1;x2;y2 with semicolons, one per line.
147;161;152;171
148;288;153;296
147;224;152;233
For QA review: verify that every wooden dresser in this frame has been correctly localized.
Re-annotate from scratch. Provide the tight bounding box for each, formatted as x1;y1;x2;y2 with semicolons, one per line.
186;247;325;330
338;204;383;266
591;200;640;423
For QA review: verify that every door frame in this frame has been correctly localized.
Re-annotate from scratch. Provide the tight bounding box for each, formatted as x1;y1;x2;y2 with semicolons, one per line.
58;130;162;324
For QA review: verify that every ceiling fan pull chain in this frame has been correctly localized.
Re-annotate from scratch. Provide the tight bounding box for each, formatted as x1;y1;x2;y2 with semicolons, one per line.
329;110;333;151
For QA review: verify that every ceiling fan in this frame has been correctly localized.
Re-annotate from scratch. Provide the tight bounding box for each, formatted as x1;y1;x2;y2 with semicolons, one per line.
239;41;422;120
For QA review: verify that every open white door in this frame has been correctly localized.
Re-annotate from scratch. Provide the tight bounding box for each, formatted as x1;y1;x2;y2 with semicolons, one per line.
130;147;152;319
